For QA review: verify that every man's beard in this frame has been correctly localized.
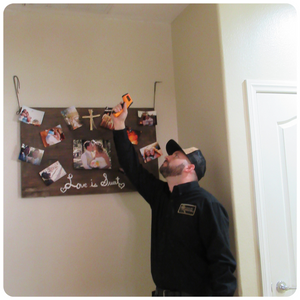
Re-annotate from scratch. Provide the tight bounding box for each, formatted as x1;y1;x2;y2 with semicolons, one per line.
159;161;186;178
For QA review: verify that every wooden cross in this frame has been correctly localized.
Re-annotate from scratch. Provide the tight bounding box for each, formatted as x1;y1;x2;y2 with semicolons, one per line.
82;109;101;131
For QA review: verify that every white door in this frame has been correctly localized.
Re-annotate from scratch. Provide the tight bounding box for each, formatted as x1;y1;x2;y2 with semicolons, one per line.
246;80;297;296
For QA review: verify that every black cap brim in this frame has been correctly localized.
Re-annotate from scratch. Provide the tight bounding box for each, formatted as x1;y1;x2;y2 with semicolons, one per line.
166;139;184;156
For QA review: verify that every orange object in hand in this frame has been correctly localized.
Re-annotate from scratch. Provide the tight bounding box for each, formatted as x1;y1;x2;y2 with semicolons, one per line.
113;93;133;117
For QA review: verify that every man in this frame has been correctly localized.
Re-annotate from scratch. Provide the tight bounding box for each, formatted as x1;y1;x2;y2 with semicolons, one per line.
81;141;94;169
112;103;237;296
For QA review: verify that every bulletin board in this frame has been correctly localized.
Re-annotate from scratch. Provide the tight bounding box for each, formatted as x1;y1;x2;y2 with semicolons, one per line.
20;107;159;198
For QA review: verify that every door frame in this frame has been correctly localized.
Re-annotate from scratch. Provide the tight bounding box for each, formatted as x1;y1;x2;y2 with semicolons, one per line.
244;80;297;296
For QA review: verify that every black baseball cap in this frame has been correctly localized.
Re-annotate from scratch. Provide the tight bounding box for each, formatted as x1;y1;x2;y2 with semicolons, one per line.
166;139;206;181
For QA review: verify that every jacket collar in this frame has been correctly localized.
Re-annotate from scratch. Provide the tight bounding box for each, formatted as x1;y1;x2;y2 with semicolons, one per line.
171;181;200;197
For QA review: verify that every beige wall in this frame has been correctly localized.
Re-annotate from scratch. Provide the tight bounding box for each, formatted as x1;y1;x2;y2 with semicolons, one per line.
4;5;178;296
172;3;297;296
171;1;236;291
218;3;297;296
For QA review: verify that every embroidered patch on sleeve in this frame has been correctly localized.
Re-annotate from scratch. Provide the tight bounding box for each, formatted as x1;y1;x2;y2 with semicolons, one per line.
178;204;197;216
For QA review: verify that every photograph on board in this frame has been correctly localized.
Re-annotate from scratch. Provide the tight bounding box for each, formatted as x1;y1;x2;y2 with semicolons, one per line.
39;161;67;186
140;141;162;163
61;106;82;130
126;127;141;145
73;139;112;170
138;110;157;126
18;143;44;165
99;107;114;130
19;105;45;126
40;125;65;147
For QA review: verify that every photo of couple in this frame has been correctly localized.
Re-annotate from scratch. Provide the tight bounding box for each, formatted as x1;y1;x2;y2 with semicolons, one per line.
40;125;65;147
140;141;162;163
18;143;44;166
73;139;112;170
39;161;67;186
138;110;157;126
19;106;45;126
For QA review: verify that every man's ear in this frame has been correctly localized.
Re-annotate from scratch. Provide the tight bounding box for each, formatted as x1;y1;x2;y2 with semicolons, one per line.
184;164;195;174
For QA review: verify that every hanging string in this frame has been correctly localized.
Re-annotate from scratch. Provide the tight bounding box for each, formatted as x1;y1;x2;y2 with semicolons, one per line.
153;81;162;110
13;75;22;115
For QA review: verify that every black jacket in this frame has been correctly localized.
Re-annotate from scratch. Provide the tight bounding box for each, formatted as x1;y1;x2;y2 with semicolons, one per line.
113;129;237;296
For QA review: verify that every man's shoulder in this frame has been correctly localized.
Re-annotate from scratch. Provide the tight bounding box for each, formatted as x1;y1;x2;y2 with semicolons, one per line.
198;187;217;201
197;187;228;216
194;187;223;208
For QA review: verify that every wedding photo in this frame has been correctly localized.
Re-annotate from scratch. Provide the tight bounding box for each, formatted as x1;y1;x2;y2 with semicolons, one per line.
73;139;112;170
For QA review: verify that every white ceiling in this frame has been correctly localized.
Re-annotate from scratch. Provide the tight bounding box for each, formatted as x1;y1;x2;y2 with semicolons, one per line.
11;4;189;24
